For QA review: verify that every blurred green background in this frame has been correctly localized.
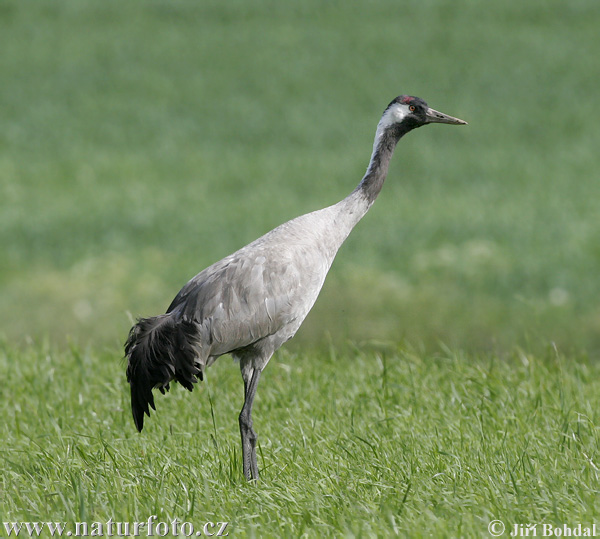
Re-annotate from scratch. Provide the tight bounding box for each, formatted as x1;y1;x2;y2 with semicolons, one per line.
1;0;599;354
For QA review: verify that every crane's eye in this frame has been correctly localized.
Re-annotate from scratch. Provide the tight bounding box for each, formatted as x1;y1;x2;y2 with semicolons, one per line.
409;105;416;112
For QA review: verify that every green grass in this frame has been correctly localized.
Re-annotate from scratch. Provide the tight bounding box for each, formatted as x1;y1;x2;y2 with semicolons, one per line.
2;342;599;537
1;0;600;352
2;0;600;535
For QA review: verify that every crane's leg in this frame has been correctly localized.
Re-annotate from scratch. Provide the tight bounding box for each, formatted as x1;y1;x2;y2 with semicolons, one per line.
239;367;262;481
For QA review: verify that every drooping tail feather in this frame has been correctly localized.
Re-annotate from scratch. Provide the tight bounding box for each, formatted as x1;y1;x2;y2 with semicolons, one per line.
125;314;203;432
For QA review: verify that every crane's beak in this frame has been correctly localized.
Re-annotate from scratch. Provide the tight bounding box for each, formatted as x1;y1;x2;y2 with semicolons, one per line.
425;107;468;125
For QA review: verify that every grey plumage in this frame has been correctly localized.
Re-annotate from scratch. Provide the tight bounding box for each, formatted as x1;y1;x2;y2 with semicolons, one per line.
125;95;466;480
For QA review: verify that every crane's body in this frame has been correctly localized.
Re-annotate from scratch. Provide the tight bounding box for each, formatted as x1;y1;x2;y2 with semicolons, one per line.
167;188;370;358
125;95;466;480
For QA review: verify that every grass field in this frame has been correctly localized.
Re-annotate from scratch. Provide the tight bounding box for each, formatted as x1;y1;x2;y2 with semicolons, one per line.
2;342;600;536
1;0;600;536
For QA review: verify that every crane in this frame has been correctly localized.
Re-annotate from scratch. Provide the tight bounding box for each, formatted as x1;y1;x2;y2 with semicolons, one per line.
125;95;467;480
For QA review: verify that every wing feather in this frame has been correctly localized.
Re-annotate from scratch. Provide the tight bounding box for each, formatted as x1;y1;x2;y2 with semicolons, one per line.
166;211;338;356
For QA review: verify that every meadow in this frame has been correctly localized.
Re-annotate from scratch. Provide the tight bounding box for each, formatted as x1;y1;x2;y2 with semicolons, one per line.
2;342;600;537
1;0;600;536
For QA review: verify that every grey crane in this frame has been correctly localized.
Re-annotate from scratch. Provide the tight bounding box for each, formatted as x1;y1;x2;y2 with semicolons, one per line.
125;95;466;481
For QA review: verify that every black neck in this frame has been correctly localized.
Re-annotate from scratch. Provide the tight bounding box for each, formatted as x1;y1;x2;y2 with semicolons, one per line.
356;122;415;205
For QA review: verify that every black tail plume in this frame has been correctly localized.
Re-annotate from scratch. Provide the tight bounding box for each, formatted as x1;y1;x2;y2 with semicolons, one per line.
125;314;203;432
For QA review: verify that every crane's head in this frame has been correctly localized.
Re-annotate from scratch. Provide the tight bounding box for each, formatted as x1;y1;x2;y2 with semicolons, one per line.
381;95;467;132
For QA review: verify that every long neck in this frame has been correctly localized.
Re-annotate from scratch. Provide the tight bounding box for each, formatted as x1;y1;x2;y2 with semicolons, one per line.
313;118;413;262
356;122;405;206
334;121;409;232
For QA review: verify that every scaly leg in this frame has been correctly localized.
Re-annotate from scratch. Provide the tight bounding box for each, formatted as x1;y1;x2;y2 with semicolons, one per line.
239;367;262;481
